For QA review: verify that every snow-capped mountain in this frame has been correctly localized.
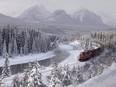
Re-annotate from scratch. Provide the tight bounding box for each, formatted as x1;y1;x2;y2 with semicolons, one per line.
73;8;105;26
18;5;51;22
17;5;107;27
47;10;74;24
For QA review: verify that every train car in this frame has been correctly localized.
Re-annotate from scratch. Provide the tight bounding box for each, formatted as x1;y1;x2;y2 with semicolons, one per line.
79;47;102;62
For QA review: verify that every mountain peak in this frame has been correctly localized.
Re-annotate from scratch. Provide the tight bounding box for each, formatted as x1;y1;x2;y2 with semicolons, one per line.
18;5;51;22
17;5;107;27
47;10;74;24
73;8;104;26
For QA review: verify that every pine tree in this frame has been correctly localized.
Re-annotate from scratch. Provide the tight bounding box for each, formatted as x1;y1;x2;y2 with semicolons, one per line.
61;65;71;86
27;62;32;75
27;61;45;87
49;61;61;87
13;39;18;55
2;41;7;56
76;71;84;84
2;53;11;79
0;26;60;56
13;74;20;87
21;68;29;87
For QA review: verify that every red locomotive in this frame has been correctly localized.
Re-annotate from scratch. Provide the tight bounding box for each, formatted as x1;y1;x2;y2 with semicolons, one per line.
79;47;102;62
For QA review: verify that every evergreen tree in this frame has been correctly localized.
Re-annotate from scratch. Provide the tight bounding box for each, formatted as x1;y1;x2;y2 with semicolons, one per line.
76;71;84;84
27;61;45;87
2;53;11;79
61;65;71;86
2;41;7;56
49;61;61;87
13;74;20;87
21;68;29;87
0;26;60;56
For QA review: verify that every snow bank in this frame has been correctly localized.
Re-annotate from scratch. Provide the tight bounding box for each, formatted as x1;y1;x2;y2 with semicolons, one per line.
70;40;80;46
58;44;73;51
77;63;116;87
0;51;55;67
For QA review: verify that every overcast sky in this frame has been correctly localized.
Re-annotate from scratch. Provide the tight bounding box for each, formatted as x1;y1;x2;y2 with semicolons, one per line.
0;0;116;17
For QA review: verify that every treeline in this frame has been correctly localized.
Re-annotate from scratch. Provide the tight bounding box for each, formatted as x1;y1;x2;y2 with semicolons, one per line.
79;30;116;50
90;30;116;51
0;25;60;56
61;33;81;42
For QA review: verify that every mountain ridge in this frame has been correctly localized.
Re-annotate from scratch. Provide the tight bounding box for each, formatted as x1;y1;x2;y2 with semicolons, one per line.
17;5;107;27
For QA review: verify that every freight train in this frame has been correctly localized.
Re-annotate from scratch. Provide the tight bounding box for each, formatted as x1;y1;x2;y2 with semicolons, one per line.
79;43;103;62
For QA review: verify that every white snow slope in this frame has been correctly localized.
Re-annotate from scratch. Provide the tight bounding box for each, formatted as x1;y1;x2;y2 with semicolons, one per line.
77;64;116;87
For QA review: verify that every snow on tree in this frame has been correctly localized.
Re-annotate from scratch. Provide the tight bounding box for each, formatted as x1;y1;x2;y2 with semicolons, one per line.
0;79;5;87
2;53;11;79
27;61;46;87
49;61;61;87
61;65;72;86
12;38;18;55
33;60;41;69
70;66;85;86
13;74;20;87
27;62;33;75
77;72;84;84
0;25;60;56
2;41;7;56
81;63;91;81
19;62;32;87
97;64;104;75
20;68;30;87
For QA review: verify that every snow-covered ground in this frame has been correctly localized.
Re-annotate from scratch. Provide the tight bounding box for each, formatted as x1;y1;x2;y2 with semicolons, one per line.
3;63;116;87
59;48;84;66
2;41;116;87
77;63;116;87
0;51;55;67
2;41;84;87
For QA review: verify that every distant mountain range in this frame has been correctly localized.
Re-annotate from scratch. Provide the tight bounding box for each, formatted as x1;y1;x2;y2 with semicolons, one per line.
0;5;112;35
17;5;107;27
